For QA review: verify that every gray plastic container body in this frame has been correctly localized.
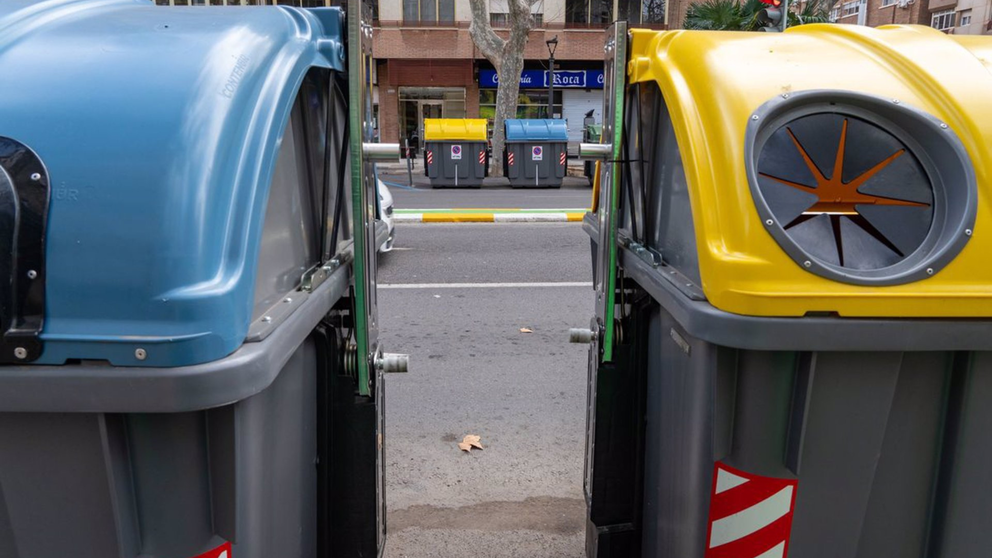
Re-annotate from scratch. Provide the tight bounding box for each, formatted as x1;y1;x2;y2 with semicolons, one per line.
424;140;487;188
0;339;319;558
638;305;992;558
585;218;992;558
584;80;992;558
505;141;567;188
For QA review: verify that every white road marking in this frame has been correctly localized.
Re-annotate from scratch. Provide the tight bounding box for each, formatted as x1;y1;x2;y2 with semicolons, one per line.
494;213;569;222
380;282;592;289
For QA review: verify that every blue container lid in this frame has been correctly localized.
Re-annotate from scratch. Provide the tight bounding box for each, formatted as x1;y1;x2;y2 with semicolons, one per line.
505;119;569;142
0;0;345;367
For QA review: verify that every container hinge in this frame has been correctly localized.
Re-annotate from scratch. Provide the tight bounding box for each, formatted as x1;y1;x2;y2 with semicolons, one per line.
618;233;663;268
301;249;353;293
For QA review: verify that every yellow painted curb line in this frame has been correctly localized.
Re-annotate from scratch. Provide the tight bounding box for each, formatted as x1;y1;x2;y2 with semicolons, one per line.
415;212;586;223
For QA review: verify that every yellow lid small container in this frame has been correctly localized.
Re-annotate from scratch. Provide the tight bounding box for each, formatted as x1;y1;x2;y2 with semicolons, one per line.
423;118;488;142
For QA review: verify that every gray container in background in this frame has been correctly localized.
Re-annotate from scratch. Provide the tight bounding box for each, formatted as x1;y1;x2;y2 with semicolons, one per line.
504;119;569;188
424;140;488;188
422;118;489;188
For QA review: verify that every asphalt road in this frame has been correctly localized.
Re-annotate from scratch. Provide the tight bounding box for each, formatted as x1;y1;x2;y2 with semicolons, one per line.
379;223;593;557
379;170;593;210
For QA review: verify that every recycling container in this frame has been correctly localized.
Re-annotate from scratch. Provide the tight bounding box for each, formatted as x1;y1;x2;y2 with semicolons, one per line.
583;124;602;183
0;2;386;558
504;119;568;188
583;24;992;558
423;118;488;188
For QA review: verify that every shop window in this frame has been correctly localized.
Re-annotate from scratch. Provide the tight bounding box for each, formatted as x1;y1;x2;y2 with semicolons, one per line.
398;88;467;155
479;89;563;122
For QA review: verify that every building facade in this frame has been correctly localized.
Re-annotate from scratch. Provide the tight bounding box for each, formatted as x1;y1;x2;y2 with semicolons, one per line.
373;0;668;151
156;0;667;151
829;0;991;35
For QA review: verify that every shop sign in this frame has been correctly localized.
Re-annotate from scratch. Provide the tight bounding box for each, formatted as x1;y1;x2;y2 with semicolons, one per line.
479;69;605;89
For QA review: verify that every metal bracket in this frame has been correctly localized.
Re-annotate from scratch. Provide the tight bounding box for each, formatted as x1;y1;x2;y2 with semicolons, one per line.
302;260;335;293
618;232;663;267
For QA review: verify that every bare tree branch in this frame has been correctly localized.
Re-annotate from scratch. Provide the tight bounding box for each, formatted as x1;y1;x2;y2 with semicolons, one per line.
469;0;505;69
468;0;535;177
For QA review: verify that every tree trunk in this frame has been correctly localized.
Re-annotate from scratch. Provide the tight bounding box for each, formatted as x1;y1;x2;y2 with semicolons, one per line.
469;0;535;178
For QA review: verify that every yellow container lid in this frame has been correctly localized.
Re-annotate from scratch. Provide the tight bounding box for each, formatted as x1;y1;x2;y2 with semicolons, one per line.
423;118;488;141
626;25;992;318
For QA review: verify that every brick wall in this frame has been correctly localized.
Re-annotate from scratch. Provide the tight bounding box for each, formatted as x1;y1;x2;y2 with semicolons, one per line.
377;61;400;145
372;27;611;143
377;59;475;143
374;27;608;61
374;28;476;59
848;0;933;26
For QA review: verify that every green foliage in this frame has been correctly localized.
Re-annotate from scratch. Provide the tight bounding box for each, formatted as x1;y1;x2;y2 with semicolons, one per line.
683;0;832;31
683;0;750;30
790;0;832;25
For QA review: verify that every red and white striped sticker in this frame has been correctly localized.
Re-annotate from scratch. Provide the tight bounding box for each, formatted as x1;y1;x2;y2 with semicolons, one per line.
508;152;515;166
705;462;798;558
479;150;486;164
559;151;567;166
426;150;433;165
191;542;232;558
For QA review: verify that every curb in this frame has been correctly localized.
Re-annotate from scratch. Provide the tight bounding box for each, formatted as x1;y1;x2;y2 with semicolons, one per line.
394;209;587;223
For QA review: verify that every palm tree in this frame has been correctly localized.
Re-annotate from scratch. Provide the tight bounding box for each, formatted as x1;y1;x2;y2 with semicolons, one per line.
790;0;832;25
684;0;831;30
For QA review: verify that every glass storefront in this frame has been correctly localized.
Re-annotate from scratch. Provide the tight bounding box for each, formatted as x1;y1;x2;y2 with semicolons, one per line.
479;89;564;127
398;87;466;155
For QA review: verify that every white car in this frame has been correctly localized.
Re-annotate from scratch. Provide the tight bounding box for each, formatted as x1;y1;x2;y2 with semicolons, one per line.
378;178;395;253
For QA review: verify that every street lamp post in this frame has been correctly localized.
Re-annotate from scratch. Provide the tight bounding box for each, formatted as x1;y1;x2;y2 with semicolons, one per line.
546;35;558;119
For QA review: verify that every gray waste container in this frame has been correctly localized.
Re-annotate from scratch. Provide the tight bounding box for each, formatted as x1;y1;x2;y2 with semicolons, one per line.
423;118;488;188
504;119;568;188
580;23;992;558
0;3;395;557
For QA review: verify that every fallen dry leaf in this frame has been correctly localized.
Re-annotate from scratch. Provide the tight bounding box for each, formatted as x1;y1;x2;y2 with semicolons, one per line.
459;434;484;452
519;328;533;333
